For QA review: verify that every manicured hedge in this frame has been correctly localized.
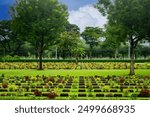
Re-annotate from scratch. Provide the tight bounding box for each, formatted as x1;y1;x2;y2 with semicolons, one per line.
0;59;150;63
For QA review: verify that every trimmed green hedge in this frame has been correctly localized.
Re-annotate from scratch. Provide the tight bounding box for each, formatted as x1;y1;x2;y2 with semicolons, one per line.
0;59;150;63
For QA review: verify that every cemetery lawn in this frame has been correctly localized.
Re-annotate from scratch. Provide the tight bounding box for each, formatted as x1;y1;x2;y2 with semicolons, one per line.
0;69;150;76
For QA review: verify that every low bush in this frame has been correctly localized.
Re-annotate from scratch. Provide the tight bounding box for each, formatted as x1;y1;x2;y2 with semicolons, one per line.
2;83;8;88
34;89;42;96
0;58;150;63
138;89;150;97
47;92;57;99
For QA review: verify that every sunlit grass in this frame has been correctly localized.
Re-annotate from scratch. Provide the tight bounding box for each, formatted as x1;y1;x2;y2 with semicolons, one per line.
0;69;150;76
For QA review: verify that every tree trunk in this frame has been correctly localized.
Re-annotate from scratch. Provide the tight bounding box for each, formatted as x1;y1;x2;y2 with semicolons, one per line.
55;46;58;59
35;41;39;59
114;48;118;59
38;39;44;70
129;40;135;75
75;55;79;64
39;49;43;70
128;40;130;59
89;46;93;59
35;49;39;69
35;48;39;60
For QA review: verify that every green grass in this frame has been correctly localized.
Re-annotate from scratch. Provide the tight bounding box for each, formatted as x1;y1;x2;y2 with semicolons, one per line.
0;69;150;76
0;96;149;100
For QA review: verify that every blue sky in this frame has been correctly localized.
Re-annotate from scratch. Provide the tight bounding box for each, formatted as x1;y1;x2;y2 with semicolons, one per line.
0;0;106;32
60;0;97;10
0;0;97;20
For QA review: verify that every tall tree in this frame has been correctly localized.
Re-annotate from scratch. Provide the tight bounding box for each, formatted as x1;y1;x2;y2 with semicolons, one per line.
104;24;126;59
59;30;84;62
58;23;82;59
81;27;103;59
0;20;23;56
10;0;68;69
96;0;150;75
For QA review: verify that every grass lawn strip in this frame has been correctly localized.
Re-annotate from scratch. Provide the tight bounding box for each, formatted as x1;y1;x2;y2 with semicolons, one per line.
0;69;150;76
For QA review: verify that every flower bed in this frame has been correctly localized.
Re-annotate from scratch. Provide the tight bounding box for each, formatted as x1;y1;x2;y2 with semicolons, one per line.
0;62;150;70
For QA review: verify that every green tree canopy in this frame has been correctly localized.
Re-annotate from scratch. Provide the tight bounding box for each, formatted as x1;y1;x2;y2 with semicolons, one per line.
96;0;150;75
0;20;23;56
59;30;84;61
103;24;126;58
81;27;103;58
10;0;68;69
65;23;80;34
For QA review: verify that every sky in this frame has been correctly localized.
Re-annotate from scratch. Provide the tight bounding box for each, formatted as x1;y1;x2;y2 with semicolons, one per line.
0;0;107;32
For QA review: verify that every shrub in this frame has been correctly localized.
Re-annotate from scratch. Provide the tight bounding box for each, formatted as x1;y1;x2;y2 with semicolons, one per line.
17;88;24;96
30;83;36;88
34;89;42;96
72;84;78;89
120;84;126;92
102;86;110;92
48;81;53;87
1;55;20;62
1;59;150;62
47;77;55;83
1;74;5;77
69;94;77;100
8;85;17;92
143;83;149;89
0;74;5;82
139;89;150;97
144;76;150;79
47;92;57;99
118;77;125;84
0;94;7;96
106;93;113;97
86;84;93;92
0;77;3;82
131;94;138;99
58;83;64;88
61;80;65;84
2;83;8;88
24;76;30;81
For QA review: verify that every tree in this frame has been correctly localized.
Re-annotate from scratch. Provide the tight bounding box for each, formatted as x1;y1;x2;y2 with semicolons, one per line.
0;20;23;56
59;31;84;62
81;27;103;59
58;23;82;59
96;0;150;75
140;46;150;58
103;24;125;59
65;23;80;34
10;0;68;69
71;42;85;63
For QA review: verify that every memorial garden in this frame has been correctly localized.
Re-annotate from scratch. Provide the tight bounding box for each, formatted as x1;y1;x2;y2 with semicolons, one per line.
0;0;150;100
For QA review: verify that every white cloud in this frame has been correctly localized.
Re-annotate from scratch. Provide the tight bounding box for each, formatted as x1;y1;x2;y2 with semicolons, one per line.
68;5;107;32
